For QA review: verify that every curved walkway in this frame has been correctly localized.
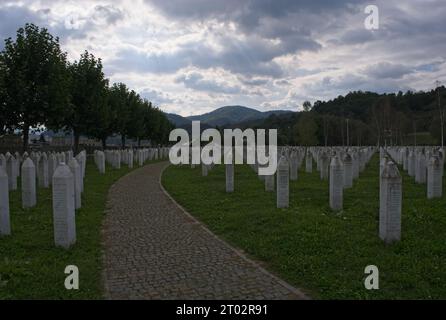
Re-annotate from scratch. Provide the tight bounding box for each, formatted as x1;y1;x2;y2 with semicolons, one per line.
103;162;308;300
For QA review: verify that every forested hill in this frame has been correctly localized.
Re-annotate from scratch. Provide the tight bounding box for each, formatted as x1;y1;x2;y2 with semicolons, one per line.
236;89;446;146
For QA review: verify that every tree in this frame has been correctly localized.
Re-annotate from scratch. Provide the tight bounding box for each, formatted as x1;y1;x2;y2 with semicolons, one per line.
294;112;318;146
65;51;108;153
0;24;70;151
302;101;312;112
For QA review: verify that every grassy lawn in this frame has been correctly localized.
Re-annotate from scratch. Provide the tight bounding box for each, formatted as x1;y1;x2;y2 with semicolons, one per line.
162;155;446;299
0;158;160;300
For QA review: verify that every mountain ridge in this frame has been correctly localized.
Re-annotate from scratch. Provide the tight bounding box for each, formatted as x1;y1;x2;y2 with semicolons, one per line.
166;105;294;128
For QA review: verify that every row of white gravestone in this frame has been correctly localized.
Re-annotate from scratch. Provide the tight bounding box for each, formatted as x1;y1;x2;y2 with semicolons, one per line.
102;147;170;171
272;146;376;210
0;150;86;246
217;146;376;210
386;146;444;199
2;147;170;248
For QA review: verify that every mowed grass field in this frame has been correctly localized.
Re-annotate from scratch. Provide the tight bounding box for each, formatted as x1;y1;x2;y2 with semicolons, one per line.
162;155;446;299
0;158;158;300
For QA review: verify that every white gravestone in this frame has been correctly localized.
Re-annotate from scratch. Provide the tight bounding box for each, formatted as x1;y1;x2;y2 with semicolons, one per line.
202;163;208;177
379;161;402;244
305;151;313;173
128;150;134;169
343;153;353;188
329;156;344;211
48;154;57;185
225;162;234;193
6;155;17;191
68;159;82;210
415;153;426;184
38;153;49;188
408;151;415;177
276;155;289;208
0;167;11;236
265;173;275;192
319;153;329;180
290;151;298;181
427;156;442;199
21;158;37;208
52;164;76;249
97;151;106;174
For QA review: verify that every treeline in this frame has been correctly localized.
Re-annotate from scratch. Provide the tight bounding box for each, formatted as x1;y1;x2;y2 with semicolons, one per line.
0;24;174;152
243;89;446;146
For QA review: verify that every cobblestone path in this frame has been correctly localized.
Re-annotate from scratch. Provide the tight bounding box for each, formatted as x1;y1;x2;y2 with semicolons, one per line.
103;162;308;300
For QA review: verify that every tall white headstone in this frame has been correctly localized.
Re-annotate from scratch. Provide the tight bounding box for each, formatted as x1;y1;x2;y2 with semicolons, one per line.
289;151;298;181
343;153;353;188
329;156;344;211
38;153;49;188
21;158;37;208
379;161;402;244
48;153;57;185
202;163;208;177
68;158;82;210
427;156;442;199
52;164;76;249
0;167;11;236
265;173;275;192
319;153;329;180
408;151;415;177
305;151;313;173
276;155;289;208
97;151;106;174
6;154;17;191
128;150;134;169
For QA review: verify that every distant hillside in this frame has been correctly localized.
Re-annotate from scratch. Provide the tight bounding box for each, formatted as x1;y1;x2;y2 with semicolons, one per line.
166;113;192;127
167;105;294;128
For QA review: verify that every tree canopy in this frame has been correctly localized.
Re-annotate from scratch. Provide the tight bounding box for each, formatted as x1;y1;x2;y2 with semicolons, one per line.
0;24;174;151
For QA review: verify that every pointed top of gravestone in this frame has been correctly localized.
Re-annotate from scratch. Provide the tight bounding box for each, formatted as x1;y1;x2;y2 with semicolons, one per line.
68;158;79;168
330;156;342;167
53;163;73;179
22;157;35;168
278;155;289;168
382;161;400;179
343;153;352;162
429;156;440;166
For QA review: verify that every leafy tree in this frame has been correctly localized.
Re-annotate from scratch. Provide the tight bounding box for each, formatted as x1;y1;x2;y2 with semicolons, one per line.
0;23;70;151
66;51;108;153
294;112;318;146
302;101;312;112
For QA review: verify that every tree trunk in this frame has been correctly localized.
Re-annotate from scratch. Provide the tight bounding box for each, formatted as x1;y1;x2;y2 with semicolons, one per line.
22;124;30;153
74;131;80;155
102;137;107;150
121;135;126;148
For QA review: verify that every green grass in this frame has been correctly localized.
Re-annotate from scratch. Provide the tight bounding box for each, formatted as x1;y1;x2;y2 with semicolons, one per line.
0;158;161;300
162;156;446;299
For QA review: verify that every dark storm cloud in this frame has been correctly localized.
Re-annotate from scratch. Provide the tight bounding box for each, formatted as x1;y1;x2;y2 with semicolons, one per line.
110;37;288;77
364;62;414;79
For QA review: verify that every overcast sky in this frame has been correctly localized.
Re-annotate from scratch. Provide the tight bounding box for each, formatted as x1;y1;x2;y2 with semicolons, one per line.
1;0;445;116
